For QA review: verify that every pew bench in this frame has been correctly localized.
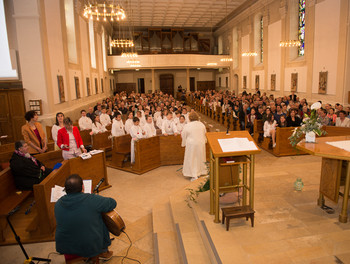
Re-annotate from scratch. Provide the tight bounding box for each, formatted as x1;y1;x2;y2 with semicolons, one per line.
111;134;131;167
0;167;32;242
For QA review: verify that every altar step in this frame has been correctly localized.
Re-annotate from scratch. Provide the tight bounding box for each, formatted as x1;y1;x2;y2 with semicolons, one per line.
152;178;222;264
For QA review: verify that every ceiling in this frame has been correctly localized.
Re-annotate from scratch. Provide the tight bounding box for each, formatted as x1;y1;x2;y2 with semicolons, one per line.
115;0;249;30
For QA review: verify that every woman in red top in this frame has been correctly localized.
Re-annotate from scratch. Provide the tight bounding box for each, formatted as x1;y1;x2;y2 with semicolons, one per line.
57;117;87;160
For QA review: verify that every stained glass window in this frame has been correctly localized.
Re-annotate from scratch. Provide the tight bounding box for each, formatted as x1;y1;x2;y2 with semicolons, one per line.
298;0;306;56
260;16;263;63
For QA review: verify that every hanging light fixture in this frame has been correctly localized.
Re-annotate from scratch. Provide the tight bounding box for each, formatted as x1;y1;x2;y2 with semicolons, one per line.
83;2;126;22
110;39;134;48
279;40;301;47
220;58;233;62
242;52;258;57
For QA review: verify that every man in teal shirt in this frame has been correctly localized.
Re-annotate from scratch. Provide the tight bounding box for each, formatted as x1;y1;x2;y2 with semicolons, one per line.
55;174;116;260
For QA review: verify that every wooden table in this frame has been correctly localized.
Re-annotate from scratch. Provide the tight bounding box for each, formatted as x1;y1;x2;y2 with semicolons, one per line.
297;136;350;223
206;131;261;223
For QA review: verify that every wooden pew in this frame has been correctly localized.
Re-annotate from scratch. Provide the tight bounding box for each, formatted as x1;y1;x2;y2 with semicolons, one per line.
160;135;185;165
253;119;264;143
34;150;63;169
133;136;161;173
0;167;32;243
28;152;110;244
80;129;92;146
323;126;350;136
110;134;132;167
92;131;112;154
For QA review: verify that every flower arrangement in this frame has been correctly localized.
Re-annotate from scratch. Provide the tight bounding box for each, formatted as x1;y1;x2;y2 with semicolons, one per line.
289;102;327;147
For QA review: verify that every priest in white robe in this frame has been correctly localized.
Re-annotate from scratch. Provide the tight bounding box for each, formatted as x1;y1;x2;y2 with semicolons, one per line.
181;112;207;181
130;117;146;164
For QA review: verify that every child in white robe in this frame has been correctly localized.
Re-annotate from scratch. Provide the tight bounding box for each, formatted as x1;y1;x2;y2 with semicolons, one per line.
124;112;134;134
78;110;92;130
91;115;107;135
99;106;111;127
111;112;125;137
161;112;178;136
130;117;146;163
142;115;157;138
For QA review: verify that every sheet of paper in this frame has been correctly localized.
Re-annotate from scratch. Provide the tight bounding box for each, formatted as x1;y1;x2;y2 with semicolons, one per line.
83;180;92;194
89;149;104;155
50;185;66;203
218;137;258;152
326;140;350;152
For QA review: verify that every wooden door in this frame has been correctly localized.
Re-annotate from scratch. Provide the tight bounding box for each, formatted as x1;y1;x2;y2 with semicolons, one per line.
190;77;195;91
0;89;26;143
159;74;174;95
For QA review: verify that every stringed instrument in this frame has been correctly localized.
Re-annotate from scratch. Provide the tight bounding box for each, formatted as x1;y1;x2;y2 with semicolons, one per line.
102;209;126;236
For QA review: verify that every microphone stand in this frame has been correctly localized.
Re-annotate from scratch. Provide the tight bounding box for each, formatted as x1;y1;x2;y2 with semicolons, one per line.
7;207;51;264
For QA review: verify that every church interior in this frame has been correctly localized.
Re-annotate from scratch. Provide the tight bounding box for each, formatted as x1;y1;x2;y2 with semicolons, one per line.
1;0;350;263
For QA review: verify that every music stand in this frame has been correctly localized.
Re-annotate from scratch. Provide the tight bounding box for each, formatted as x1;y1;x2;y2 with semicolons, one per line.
6;207;51;264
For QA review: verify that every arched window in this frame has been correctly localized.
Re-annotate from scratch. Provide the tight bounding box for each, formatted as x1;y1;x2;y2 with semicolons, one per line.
64;0;77;64
298;0;306;56
89;19;96;69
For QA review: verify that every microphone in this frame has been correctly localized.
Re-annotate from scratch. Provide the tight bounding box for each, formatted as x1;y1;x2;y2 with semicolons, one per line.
8;206;20;216
93;178;105;193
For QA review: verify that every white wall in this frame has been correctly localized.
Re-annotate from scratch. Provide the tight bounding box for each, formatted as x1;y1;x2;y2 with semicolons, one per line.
267;20;281;91
312;0;341;95
284;66;307;93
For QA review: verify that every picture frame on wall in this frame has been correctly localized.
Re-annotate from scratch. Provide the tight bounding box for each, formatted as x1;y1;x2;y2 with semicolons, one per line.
95;78;98;94
291;73;298;92
318;71;328;94
101;78;104;93
110;79;112;91
271;74;276;91
86;77;91;96
255;75;259;90
243;76;247;89
57;75;65;103
74;77;81;99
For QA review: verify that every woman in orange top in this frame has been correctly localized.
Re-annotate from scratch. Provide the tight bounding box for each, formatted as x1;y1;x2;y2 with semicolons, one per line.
21;110;47;154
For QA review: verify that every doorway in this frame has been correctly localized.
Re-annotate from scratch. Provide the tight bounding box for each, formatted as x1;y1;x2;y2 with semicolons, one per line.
138;78;145;93
233;74;239;94
159;74;174;95
190;77;195;91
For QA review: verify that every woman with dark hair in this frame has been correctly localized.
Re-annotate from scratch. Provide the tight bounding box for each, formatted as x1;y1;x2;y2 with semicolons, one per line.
91;115;107;135
51;112;65;148
10;140;52;190
286;109;301;127
57;117;87;160
21;110;47;154
263;113;277;148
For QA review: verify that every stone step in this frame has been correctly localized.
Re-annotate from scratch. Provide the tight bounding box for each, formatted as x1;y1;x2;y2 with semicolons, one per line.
169;178;212;264
152;201;180;264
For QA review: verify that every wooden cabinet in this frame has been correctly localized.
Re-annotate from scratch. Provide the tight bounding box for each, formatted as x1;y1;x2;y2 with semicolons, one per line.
197;81;215;91
0;87;26;143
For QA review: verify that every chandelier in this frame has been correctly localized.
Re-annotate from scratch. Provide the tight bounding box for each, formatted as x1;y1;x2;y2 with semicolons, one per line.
83;2;126;21
279;40;301;47
242;52;258;57
110;39;134;48
121;52;138;58
220;58;233;62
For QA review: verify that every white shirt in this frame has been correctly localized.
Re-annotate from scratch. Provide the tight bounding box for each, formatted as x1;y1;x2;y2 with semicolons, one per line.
263;120;277;137
175;121;186;134
161;119;178;135
92;122;107;134
100;113;111;127
79;116;92;130
125;119;134;134
51;124;63;144
156;116;163;129
335;117;350;127
153;111;161;122
130;124;145;140
142;122;157;138
111;119;125;137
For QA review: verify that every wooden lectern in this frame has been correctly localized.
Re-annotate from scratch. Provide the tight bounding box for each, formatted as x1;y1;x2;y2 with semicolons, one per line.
297;136;350;223
206;131;261;223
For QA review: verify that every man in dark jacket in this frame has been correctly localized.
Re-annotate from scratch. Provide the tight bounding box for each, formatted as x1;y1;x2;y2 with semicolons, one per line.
55;174;116;260
10;141;52;190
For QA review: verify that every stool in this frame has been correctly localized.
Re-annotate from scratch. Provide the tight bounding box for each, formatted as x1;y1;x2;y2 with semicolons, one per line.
64;254;99;264
221;206;255;231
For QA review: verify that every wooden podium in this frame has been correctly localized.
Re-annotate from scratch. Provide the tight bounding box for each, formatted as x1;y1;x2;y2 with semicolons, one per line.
297;136;350;223
206;131;261;223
